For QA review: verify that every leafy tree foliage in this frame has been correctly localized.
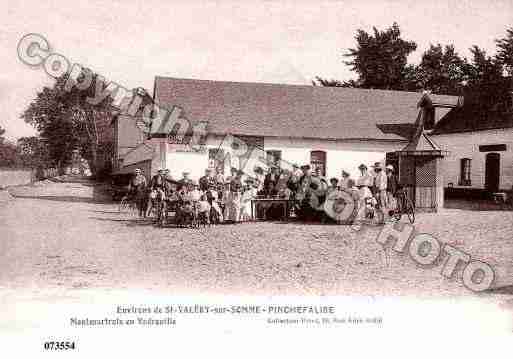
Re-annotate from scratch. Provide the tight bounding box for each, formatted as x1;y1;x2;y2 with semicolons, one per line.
344;22;417;90
496;27;513;76
462;46;512;113
21;70;114;176
317;24;512;118
415;44;466;95
17;136;52;169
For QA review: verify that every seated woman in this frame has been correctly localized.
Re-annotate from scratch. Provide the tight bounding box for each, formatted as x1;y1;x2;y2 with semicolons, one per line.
327;177;339;195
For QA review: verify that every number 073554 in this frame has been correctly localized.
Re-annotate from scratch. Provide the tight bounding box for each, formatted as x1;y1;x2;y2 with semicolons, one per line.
43;341;76;350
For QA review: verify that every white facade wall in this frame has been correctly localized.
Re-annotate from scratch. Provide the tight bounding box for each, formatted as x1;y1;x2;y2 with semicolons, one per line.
263;137;403;180
164;134;405;181
433;128;513;190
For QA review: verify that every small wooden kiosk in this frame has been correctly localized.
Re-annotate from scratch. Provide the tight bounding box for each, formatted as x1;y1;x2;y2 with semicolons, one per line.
385;92;455;213
388;132;447;212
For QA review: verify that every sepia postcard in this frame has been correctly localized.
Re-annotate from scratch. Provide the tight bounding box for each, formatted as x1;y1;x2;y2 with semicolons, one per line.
1;0;513;356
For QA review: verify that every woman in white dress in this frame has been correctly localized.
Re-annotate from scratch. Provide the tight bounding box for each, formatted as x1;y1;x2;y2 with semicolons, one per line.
240;179;258;221
356;164;373;220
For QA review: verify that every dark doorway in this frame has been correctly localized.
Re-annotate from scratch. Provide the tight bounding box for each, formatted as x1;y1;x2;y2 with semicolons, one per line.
485;153;500;193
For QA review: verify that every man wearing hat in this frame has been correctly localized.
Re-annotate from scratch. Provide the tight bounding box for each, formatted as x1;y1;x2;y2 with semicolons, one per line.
264;165;280;197
372;162;388;208
150;168;166;192
356;164;373;200
386;164;398;209
199;168;216;192
240;177;257;221
128;168;148;217
147;168;167;217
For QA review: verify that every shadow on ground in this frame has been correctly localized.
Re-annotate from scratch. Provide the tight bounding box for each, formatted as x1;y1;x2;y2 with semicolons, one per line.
444;199;513;211
89;217;156;227
11;194;112;204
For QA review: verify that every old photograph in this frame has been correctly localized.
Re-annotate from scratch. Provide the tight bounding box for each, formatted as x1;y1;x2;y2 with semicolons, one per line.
1;0;513;356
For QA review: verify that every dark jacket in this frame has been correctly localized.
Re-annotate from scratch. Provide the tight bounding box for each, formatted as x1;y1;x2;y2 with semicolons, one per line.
264;173;279;194
386;174;398;195
199;175;216;192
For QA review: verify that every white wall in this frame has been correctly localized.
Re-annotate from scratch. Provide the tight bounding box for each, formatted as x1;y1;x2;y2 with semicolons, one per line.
264;137;403;180
433;128;513;190
164;135;405;181
0;169;34;188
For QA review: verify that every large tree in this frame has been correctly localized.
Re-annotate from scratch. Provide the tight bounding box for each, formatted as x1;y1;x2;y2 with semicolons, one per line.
21;70;114;176
344;22;417;90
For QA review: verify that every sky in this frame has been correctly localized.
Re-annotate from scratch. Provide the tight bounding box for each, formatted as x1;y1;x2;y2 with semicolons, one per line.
1;0;512;140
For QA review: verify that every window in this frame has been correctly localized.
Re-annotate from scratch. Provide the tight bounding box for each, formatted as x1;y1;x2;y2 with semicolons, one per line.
208;148;225;174
459;158;471;186
310;150;327;177
266;150;282;168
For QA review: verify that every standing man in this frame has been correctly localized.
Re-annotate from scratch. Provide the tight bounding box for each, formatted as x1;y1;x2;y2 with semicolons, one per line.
199;168;215;192
147;168;167;217
230;170;244;222
128;168;148;217
264;166;280;197
150;169;167;192
372;162;388;208
356;164;373;202
215;167;225;187
386;164;398;208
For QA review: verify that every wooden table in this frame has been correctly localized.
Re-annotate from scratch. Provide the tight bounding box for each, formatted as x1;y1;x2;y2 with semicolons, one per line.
251;198;293;221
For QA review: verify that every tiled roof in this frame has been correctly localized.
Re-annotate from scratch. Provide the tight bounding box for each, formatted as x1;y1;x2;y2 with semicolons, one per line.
431;105;513;135
153;77;459;141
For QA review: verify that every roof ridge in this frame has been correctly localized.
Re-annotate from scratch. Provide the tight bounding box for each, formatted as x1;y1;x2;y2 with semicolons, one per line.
154;76;458;98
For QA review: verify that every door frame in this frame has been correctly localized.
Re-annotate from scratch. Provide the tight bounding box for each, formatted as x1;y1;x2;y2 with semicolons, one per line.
484;152;500;192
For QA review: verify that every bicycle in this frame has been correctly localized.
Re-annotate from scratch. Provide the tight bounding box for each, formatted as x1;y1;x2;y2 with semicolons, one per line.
392;188;415;224
118;194;138;215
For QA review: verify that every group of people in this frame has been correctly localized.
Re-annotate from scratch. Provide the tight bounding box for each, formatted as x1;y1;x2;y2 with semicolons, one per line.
127;167;259;224
125;160;400;224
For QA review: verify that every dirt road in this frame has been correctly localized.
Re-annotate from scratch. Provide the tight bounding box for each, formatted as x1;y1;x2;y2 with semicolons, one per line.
0;179;511;298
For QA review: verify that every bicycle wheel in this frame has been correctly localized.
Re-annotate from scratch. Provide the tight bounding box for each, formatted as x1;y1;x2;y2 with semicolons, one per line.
405;196;415;224
119;196;129;213
155;200;165;226
391;195;403;221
